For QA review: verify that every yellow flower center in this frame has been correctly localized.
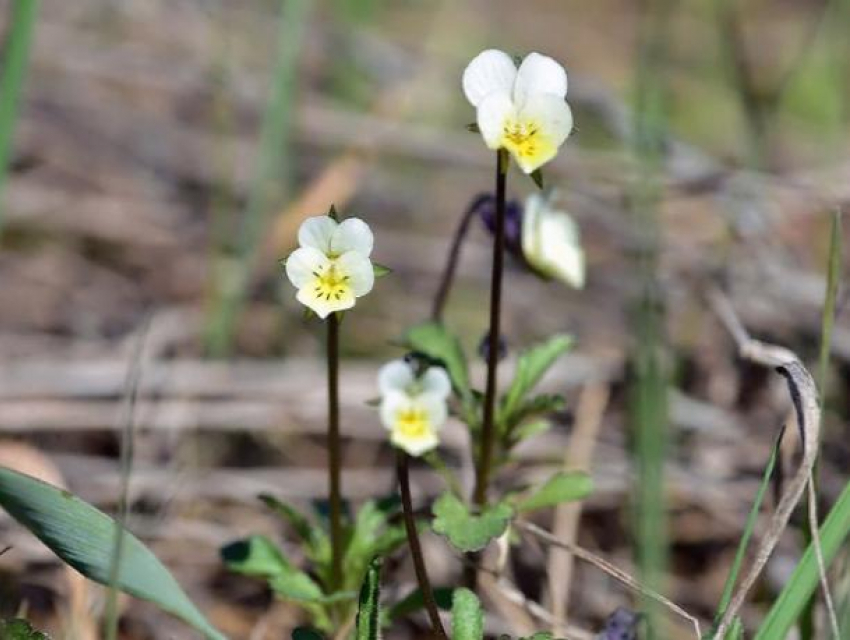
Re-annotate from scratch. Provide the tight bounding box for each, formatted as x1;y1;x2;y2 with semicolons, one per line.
394;407;431;439
501;119;541;159
312;261;351;302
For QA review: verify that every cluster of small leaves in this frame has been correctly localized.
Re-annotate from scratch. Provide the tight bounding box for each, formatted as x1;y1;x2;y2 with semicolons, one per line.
0;619;50;640
402;323;591;553
221;495;408;633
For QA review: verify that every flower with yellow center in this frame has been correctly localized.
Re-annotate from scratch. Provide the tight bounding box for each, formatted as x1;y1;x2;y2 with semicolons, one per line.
378;360;451;457
462;49;573;174
521;191;585;289
285;215;375;319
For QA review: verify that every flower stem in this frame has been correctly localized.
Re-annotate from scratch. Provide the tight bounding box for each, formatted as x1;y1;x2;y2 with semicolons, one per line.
327;313;343;591
474;150;508;508
431;193;490;322
397;450;448;639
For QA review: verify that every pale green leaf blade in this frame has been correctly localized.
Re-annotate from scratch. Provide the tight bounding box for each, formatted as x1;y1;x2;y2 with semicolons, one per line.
355;557;382;640
0;467;227;640
516;471;593;513
451;588;484;640
501;335;573;422
403;322;471;398
431;492;512;552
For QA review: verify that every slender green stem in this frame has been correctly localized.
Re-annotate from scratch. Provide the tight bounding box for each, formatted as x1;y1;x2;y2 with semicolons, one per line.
397;451;448;639
431;194;488;322
0;0;40;236
473;149;508;509
327;313;343;591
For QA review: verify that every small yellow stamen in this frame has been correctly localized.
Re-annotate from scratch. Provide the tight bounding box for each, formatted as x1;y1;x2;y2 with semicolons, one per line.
312;261;351;302
501;119;541;159
394;407;431;439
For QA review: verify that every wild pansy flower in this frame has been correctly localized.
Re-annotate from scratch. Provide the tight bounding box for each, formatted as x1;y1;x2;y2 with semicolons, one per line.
476;191;585;288
285;215;375;319
378;359;451;457
462;49;573;174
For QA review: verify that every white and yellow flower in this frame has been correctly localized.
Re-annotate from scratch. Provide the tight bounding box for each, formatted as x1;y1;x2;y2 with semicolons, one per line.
378;359;451;457
462;49;573;174
521;191;585;289
285;215;375;319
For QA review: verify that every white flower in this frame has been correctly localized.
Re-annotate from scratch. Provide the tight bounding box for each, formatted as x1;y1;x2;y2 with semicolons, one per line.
285;215;375;319
462;49;573;174
521;192;585;288
378;359;451;457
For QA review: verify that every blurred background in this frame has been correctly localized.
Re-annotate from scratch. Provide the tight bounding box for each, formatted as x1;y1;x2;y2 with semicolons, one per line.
0;0;849;637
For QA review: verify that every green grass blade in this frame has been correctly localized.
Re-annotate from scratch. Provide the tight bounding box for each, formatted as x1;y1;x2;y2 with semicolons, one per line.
0;0;40;235
355;557;382;640
714;435;781;626
0;466;228;640
753;480;850;640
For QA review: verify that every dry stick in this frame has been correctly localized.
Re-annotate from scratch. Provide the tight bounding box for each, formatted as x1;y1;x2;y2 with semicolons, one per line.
707;287;839;639
548;383;610;631
396;451;448;639
517;521;702;640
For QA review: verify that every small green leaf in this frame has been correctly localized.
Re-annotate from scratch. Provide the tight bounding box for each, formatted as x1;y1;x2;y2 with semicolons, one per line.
0;467;227;640
510;419;551;444
516;471;593;513
292;629;324;640
372;263;392;277
465;122;480;133
355;557;382;640
530;168;544;190
0;619;50;640
451;588;484;640
403;322;471;399
259;494;323;550
501;334;572;426
432;492;512;552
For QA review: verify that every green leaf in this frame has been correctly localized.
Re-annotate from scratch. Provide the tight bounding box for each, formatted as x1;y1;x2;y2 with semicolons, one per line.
355;557;382;640
510;419;551;444
451;588;484;640
501;335;572;426
504;394;565;440
516;471;593;513
292;629;324;640
431;492;512;552
403;322;471;399
753;479;850;640
0;619;50;640
372;263;392;277
0;466;227;640
530;168;544;190
259;494;324;551
383;586;453;625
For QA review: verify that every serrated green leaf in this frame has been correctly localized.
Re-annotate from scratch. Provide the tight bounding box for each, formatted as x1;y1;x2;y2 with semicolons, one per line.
0;619;50;640
431;492;512;552
530;169;544;190
403;322;471;399
372;263;392;277
451;588;484;640
500;335;572;426
0;467;227;640
355;557;382;640
516;471;593;513
292;628;324;640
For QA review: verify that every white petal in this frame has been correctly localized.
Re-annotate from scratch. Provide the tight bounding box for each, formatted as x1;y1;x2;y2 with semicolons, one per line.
336;251;374;297
285;247;329;288
462;49;517;107
297;216;338;252
379;391;410;430
420;366;451;399
330;218;374;257
514;52;568;106
378;360;414;397
296;283;355;318
511;94;573;173
417;394;448;431
477;92;515;149
522;196;585;288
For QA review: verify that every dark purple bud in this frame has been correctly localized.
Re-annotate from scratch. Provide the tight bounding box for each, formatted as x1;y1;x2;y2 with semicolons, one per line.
474;193;524;258
478;331;507;363
596;607;641;640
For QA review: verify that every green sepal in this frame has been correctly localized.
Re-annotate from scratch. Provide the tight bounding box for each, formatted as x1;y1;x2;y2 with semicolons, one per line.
327;203;340;221
465;122;480;133
530;168;544;190
373;263;392;277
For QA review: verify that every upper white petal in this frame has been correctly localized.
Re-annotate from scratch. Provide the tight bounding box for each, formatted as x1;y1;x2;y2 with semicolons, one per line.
378;360;414;397
462;49;517;107
330;218;374;257
420;366;451;399
298;216;338;253
476;91;515;149
285;247;329;288
336;251;374;297
514;52;568;106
